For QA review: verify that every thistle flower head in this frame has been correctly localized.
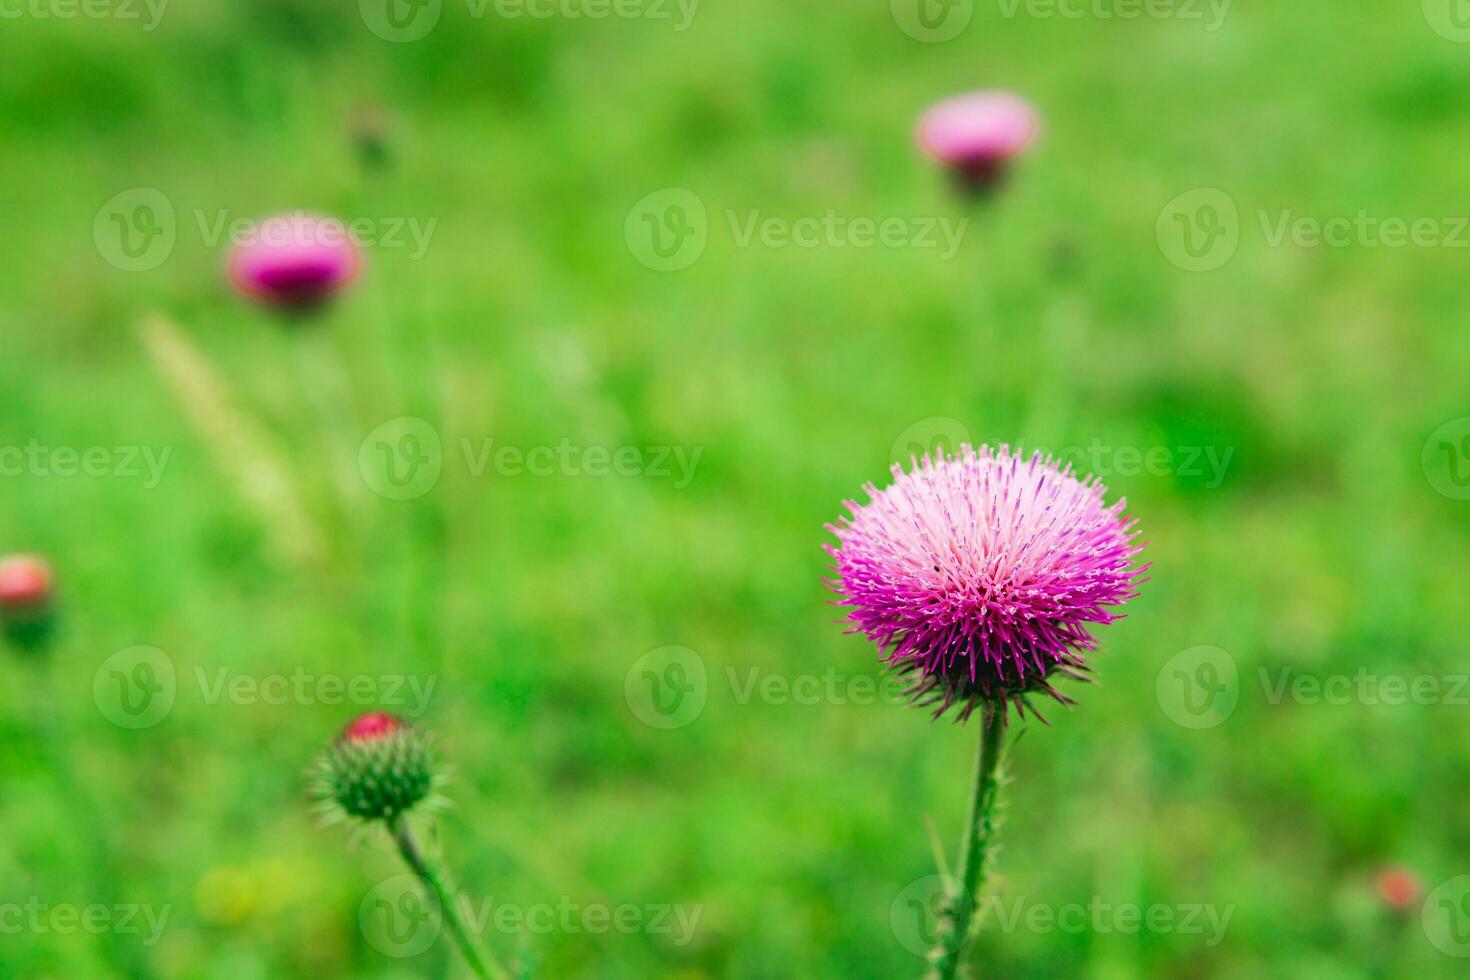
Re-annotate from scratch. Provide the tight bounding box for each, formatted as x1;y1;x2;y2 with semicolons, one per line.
917;91;1039;193
313;712;442;825
227;213;361;310
827;445;1144;722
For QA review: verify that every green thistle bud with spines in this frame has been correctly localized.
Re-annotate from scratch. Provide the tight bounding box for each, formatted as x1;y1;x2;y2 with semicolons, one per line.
311;713;513;980
312;712;444;825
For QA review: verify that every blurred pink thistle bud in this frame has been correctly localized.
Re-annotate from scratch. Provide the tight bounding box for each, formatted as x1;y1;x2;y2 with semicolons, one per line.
1374;866;1422;913
0;554;57;649
0;554;53;613
917;91;1039;196
227;212;361;312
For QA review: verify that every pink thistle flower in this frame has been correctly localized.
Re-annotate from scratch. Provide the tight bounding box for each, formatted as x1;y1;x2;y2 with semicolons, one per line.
227;213;361;310
917;91;1039;194
827;445;1144;722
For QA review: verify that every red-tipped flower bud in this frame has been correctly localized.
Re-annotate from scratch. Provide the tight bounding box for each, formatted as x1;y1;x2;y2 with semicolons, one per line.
1374;866;1423;913
0;554;53;614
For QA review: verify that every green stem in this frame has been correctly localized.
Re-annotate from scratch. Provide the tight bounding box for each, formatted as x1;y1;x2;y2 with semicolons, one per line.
389;815;512;980
926;710;1007;980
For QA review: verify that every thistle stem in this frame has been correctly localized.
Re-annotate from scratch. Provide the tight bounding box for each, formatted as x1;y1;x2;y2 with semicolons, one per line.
389;815;512;980
926;709;1006;980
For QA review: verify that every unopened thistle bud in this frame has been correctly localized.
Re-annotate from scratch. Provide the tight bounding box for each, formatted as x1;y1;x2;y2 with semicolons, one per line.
311;713;511;980
227;213;361;312
313;712;440;825
0;554;57;649
917;91;1040;197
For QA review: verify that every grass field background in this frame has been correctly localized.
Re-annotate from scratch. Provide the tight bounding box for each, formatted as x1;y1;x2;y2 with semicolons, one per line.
2;1;1469;977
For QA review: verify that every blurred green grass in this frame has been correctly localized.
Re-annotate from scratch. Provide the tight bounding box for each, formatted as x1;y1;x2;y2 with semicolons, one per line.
2;1;1469;977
